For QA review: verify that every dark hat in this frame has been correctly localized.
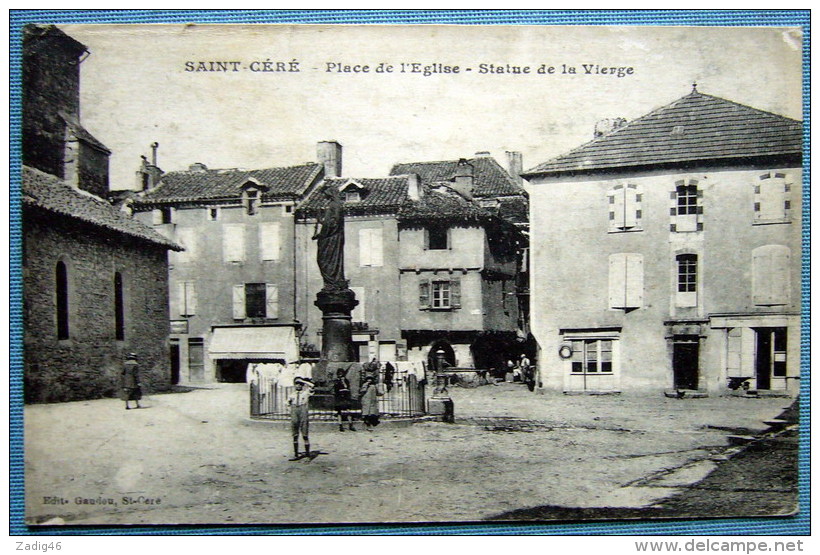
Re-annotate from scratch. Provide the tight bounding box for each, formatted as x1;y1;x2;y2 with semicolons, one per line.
126;352;138;360
294;377;313;386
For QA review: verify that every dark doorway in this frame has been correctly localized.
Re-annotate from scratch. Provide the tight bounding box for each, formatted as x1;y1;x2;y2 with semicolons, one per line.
217;360;248;383
170;342;180;385
755;328;787;391
427;340;456;371
672;336;699;390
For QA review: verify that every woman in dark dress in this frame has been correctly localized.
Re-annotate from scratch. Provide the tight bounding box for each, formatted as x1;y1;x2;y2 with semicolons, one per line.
333;367;356;432
120;352;142;410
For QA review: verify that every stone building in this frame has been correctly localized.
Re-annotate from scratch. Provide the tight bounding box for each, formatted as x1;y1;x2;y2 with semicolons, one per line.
22;25;180;402
130;146;327;383
523;88;802;396
296;155;525;373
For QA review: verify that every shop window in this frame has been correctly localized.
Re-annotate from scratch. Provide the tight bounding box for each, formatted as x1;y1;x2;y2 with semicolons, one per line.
570;339;613;374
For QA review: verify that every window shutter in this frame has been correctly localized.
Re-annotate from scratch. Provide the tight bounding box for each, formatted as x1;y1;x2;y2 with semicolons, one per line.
610;188;625;230
450;277;461;308
259;222;281;261
350;286;365;321
759;179;787;221
727;328;742;375
265;284;279;318
625;253;643;308
152;209;162;225
223;224;245;262
370;228;383;267
232;285;246;319
185;281;196;316
753;245;790;305
623;188;638;229
608;254;626;308
423;228;429;250
419;279;430;309
359;229;371;266
177;282;187;316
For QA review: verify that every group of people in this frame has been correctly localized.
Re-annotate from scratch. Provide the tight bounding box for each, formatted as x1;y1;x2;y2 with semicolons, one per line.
505;353;535;390
287;364;385;461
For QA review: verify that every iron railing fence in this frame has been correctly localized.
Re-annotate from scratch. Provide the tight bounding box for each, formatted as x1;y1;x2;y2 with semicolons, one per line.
250;363;427;420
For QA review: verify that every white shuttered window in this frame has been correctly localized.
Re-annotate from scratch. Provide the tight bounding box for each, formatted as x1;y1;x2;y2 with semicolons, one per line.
223;224;245;262
259;222;281;261
608;253;644;309
752;245;791;306
359;228;384;267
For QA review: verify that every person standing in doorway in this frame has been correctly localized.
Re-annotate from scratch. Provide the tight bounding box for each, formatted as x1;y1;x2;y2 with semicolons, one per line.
120;353;142;410
288;377;314;459
333;367;356;432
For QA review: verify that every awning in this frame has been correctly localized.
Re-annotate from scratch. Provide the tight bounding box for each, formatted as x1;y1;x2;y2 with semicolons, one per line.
209;326;298;362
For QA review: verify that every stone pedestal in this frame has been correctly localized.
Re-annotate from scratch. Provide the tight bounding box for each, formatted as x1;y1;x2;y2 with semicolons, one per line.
311;288;359;408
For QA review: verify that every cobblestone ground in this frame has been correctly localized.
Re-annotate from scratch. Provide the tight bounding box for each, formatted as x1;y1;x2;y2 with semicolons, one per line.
23;382;795;526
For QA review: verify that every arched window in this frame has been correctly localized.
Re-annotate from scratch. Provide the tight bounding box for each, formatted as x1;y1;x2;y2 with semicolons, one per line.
114;272;125;340
56;261;69;339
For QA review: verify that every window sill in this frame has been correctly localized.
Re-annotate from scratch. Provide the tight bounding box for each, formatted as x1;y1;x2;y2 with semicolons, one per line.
607;228;643;234
752;220;792;226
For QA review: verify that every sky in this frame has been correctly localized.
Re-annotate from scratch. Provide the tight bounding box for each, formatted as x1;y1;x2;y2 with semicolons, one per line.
62;24;804;191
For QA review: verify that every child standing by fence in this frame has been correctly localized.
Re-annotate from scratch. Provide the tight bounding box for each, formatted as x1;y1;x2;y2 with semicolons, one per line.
288;377;314;460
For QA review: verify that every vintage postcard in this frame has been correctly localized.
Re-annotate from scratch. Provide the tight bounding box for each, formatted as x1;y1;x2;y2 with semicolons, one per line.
18;23;803;527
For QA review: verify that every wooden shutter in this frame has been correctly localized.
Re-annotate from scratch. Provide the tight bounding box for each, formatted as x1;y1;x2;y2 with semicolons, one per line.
419;279;430;309
610;187;625;230
177;282;187;316
450;277;461;308
152;209;162;225
186;282;197;316
259;222;281;261
608;253;626;308
753;245;790;305
176;228;196;262
265;284;279;318
370;228;383;267
350;286;365;321
223;224;245;262
759;179;786;221
232;285;246;319
623;187;638;229
359;229;371;266
624;253;643;308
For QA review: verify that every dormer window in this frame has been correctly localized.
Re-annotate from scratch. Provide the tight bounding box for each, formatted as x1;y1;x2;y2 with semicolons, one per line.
243;189;259;215
340;180;366;204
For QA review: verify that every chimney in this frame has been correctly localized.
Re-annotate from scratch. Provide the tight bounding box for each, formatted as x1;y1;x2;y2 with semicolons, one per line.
407;173;421;201
317;140;343;178
451;158;474;200
135;145;164;192
505;151;523;186
188;162;208;173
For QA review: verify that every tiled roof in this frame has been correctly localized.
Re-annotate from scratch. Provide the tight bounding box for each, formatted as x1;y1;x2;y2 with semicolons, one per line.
296;176;411;217
59;111;111;154
524;90;803;176
390;156;524;197
398;186;495;224
134;163;323;205
22;166;182;250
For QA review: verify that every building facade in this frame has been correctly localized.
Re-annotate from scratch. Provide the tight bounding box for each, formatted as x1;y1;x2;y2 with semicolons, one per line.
22;25;179;402
524;89;802;396
130;148;327;383
296;158;525;373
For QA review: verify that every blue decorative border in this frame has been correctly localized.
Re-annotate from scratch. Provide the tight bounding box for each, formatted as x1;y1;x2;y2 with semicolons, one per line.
8;9;811;536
